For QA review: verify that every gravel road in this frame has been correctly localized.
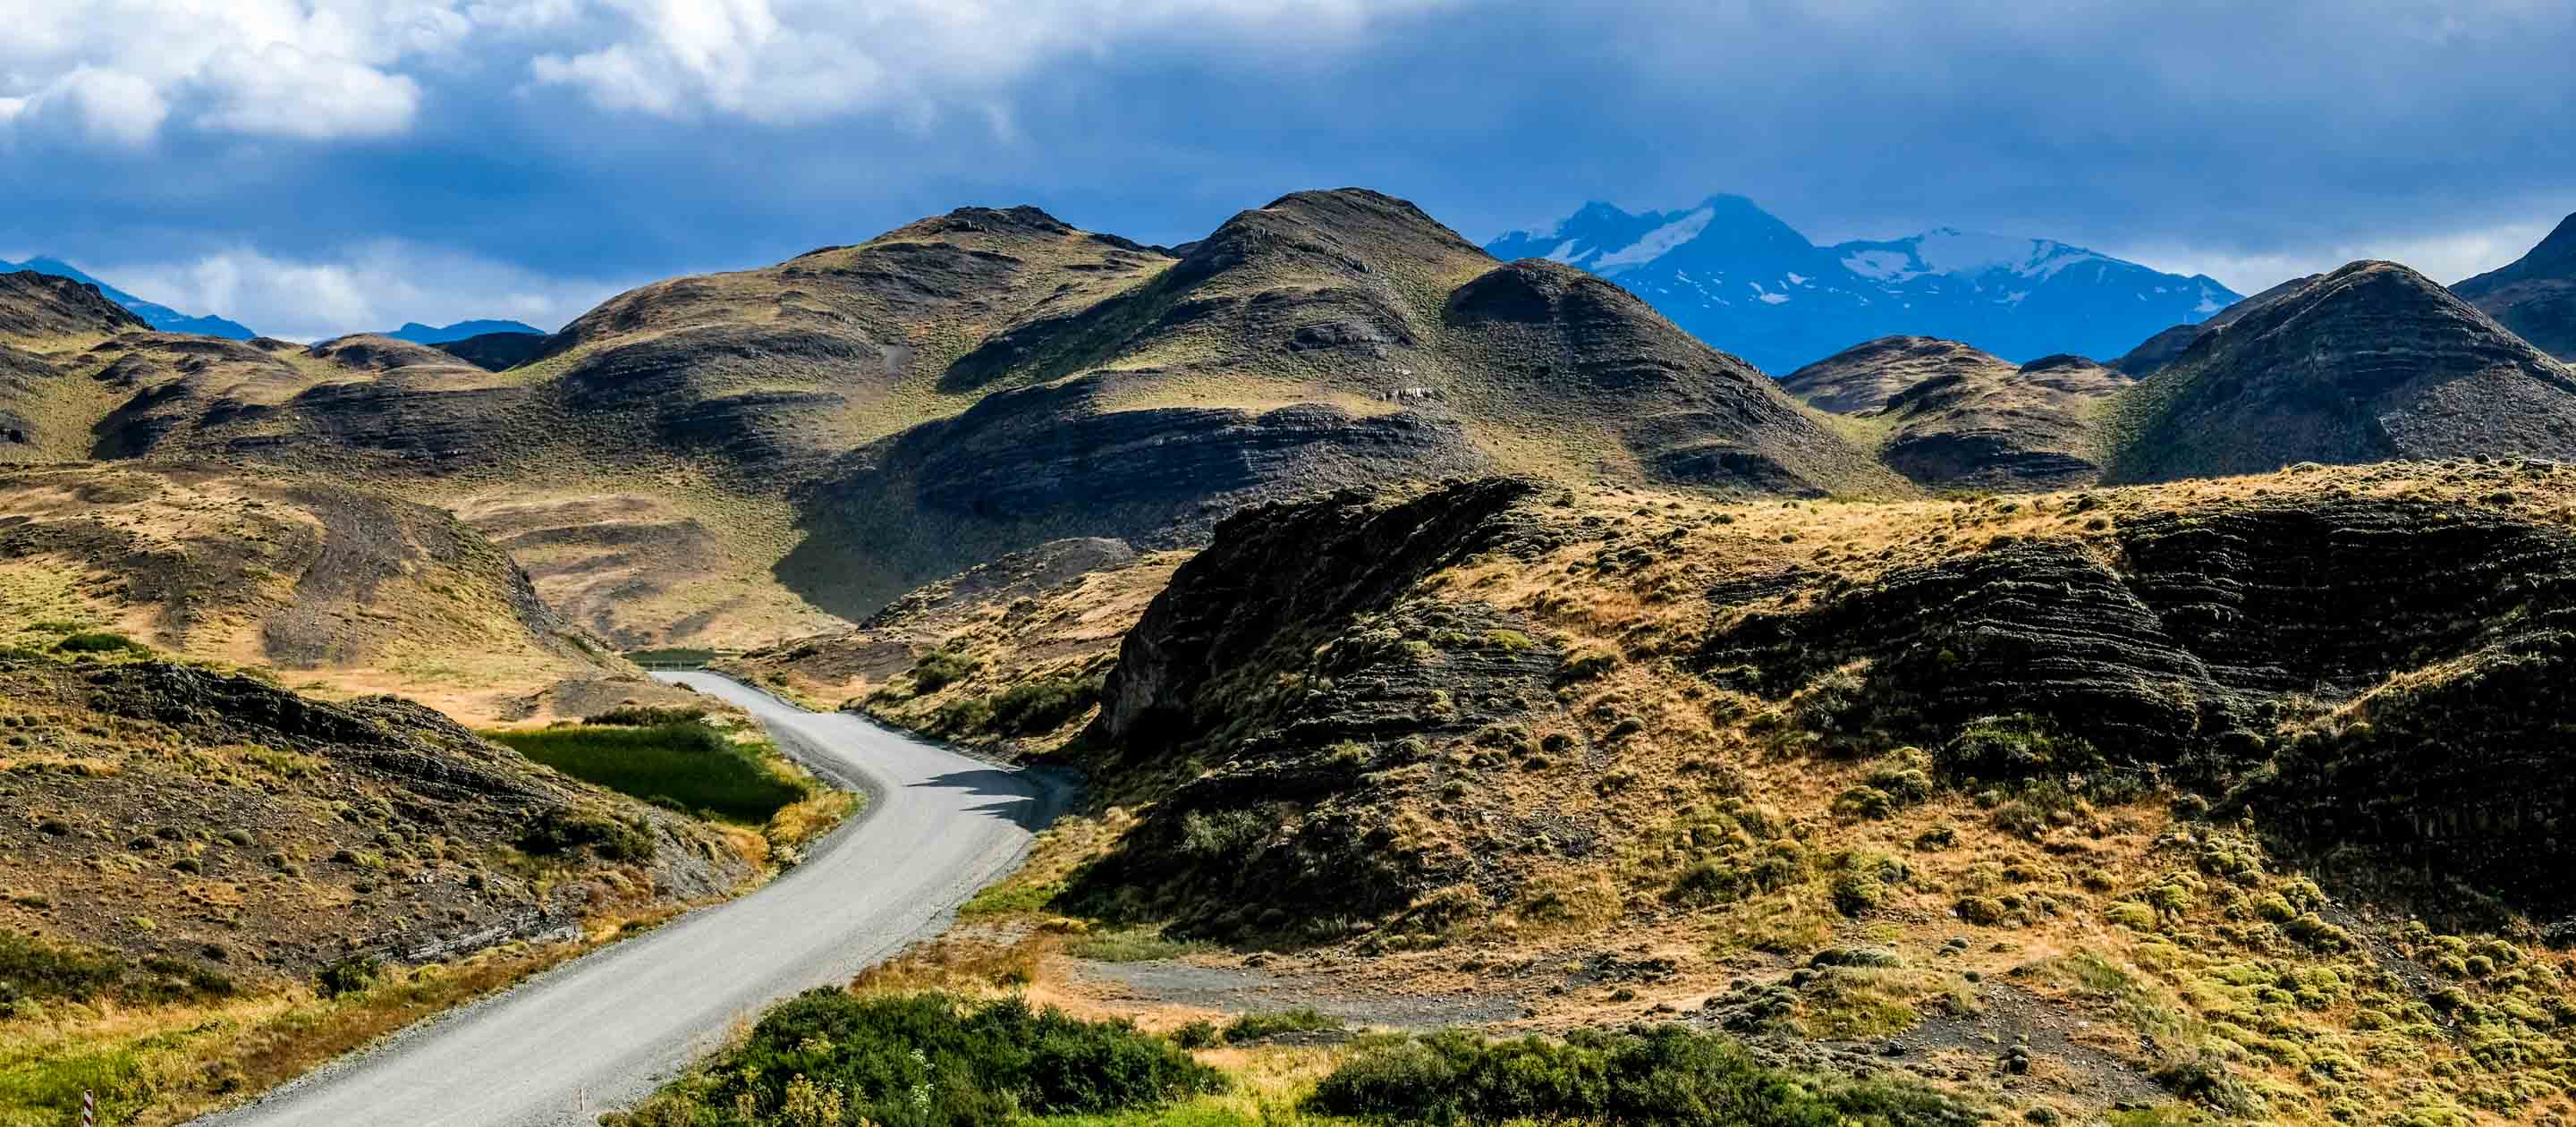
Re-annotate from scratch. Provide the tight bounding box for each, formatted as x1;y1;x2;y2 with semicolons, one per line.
193;673;1071;1127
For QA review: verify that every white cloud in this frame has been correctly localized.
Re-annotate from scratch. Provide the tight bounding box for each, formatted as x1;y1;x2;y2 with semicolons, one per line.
0;0;1453;146
2121;216;2563;296
0;0;470;145
95;241;642;342
524;0;1454;125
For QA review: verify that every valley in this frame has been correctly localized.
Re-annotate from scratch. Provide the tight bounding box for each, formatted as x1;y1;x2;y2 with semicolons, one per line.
4;189;2576;1127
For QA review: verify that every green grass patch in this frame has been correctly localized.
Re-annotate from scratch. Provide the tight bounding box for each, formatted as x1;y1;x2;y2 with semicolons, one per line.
485;721;808;824
608;989;1224;1127
1068;927;1217;963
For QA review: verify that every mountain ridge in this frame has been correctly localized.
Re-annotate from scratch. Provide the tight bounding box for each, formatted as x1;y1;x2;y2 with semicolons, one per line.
0;255;257;339
1487;195;2240;372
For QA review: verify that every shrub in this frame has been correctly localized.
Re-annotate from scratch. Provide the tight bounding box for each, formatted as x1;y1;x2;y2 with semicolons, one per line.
55;631;148;656
517;808;656;862
585;704;711;727
1307;1025;1976;1126
625;990;1222;1126
1172;1020;1221;1049
911;650;982;692
1942;714;2101;781
1222;1008;1345;1044
985;675;1101;734
317;954;381;999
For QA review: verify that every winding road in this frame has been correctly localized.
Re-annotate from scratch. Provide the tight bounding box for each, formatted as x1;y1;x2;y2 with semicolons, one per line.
194;673;1070;1127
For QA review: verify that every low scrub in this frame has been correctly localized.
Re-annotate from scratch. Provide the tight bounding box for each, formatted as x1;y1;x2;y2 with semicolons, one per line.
487;721;808;824
0;932;233;1011
1222;1008;1344;1045
609;989;1223;1127
1307;1025;1978;1126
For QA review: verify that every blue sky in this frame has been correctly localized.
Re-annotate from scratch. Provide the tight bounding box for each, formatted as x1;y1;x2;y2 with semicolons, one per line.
4;0;2572;340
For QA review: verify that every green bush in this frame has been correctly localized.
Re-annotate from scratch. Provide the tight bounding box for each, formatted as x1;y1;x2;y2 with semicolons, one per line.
54;631;148;656
317;954;380;999
585;704;711;727
620;990;1223;1126
1221;1008;1344;1044
986;675;1101;734
516;808;657;862
1308;1025;1977;1126
487;722;806;824
911;650;982;692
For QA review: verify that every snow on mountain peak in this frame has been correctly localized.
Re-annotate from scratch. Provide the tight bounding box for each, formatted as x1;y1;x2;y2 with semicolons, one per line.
1591;206;1716;273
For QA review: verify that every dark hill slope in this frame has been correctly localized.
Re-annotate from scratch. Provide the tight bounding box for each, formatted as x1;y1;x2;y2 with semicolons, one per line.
2103;260;2576;483
2109;273;2320;377
1873;353;2130;489
1781;336;2009;414
0;270;148;340
2453;210;2576;361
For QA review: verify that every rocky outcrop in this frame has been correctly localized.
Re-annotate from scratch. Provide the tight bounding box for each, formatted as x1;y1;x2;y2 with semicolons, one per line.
2453;210;2576;361
2103;261;2576;483
1068;479;1563;933
1698;486;2576;911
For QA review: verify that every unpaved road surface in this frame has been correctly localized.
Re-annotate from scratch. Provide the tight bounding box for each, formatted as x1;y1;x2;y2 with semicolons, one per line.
195;673;1069;1127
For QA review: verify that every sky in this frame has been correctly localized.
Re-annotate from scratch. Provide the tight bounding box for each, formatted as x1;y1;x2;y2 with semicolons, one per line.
2;0;2572;341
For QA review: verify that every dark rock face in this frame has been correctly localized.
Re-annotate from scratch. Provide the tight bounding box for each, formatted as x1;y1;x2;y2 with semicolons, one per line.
1069;479;1564;930
2105;261;2576;484
2108;274;2321;377
0;270;148;339
781;372;1488;618
1699;492;2576;911
2454;211;2576;361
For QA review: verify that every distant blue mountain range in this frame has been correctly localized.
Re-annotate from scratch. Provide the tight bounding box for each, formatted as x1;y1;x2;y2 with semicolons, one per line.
1487;195;2241;374
0;255;258;339
386;319;546;344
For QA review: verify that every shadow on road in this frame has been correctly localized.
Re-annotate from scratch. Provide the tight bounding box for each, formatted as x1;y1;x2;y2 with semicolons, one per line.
912;768;1044;827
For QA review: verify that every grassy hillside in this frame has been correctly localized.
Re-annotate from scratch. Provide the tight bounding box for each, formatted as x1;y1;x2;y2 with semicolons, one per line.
0;646;766;1126
0;462;665;725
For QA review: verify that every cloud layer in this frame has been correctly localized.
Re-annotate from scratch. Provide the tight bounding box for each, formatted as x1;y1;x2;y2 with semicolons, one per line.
4;0;2572;336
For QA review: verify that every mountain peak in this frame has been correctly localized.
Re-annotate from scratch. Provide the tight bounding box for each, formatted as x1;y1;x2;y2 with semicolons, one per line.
2453;211;2576;360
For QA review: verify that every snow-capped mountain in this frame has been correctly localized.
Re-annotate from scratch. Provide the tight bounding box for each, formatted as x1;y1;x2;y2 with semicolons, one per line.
1487;196;2239;374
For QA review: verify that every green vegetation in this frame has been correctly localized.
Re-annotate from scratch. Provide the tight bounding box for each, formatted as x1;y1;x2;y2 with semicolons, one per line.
587;703;712;726
487;721;809;824
0;933;233;1012
607;990;1224;1127
1068;927;1217;963
912;649;982;692
52;631;148;656
1307;1026;1977;1126
1222;1010;1345;1045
